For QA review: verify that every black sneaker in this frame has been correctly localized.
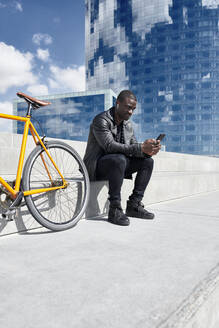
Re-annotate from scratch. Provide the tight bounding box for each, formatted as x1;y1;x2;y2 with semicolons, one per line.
126;200;155;220
108;203;130;226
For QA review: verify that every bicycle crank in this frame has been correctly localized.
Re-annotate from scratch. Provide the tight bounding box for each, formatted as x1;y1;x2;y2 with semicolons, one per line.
1;191;23;220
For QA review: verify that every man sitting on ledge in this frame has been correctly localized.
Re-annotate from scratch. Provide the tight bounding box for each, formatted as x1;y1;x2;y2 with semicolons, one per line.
83;90;161;226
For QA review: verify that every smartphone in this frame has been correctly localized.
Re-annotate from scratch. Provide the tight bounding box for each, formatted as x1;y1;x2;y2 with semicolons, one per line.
156;133;166;142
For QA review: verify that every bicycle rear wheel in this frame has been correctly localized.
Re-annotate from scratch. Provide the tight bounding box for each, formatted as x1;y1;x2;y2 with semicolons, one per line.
22;141;90;231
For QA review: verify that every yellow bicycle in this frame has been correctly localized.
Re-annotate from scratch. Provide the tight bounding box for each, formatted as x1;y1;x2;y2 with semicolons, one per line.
0;92;90;231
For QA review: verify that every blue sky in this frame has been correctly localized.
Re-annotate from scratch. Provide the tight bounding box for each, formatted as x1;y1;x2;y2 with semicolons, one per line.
0;0;85;130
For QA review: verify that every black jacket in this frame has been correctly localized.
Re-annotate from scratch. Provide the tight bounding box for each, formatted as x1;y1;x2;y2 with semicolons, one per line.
83;107;148;181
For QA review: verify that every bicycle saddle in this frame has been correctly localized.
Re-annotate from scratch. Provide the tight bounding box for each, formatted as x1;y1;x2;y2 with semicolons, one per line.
17;92;51;109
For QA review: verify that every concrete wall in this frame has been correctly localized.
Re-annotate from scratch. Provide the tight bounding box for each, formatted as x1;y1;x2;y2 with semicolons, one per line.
1;132;219;236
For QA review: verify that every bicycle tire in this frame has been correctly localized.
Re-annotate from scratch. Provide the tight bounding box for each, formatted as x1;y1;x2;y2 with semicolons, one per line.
22;141;90;231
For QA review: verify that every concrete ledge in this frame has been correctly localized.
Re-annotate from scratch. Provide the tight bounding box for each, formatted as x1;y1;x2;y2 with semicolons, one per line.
1;133;219;236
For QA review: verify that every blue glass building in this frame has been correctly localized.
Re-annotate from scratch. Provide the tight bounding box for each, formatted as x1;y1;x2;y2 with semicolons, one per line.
86;0;219;155
14;89;116;141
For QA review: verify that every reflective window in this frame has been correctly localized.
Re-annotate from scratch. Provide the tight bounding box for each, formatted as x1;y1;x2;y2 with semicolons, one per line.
186;114;196;121
186;135;196;141
201;135;212;141
16;92;115;142
86;0;219;155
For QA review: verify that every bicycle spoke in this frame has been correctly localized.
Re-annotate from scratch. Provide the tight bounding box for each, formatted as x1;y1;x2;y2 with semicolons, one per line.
23;142;89;229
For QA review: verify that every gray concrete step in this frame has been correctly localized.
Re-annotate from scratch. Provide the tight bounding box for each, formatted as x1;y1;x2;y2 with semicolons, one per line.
1;133;219;236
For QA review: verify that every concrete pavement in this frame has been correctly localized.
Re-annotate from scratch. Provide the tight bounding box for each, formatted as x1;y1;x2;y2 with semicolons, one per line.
0;190;219;328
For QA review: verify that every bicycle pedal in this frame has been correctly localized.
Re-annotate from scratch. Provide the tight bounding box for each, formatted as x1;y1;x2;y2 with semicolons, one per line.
3;207;16;215
2;212;14;221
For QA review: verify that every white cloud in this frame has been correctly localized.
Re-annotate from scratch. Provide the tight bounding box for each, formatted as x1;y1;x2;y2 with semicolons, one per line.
49;65;85;92
0;40;86;100
26;84;49;96
37;48;50;62
14;1;23;12
0;1;23;11
161;109;173;123
45;117;83;137
132;0;173;35
202;0;219;8
0;42;36;94
32;33;53;46
44;98;81;116
0;101;13;132
158;90;173;102
202;72;210;80
0;101;13;115
86;0;130;93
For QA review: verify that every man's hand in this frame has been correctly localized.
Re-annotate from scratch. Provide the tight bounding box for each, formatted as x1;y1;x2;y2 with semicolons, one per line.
141;139;161;156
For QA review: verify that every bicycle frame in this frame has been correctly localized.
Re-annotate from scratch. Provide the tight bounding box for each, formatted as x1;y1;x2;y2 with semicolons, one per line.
0;113;67;199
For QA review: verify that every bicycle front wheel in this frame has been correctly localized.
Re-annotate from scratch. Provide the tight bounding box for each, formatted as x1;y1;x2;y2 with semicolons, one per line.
22;141;90;231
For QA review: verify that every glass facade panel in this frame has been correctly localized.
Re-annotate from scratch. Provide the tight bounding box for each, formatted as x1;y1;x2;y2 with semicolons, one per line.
85;0;219;155
14;90;116;141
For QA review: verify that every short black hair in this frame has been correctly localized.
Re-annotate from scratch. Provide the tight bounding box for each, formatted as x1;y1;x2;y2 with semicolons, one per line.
117;90;137;102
